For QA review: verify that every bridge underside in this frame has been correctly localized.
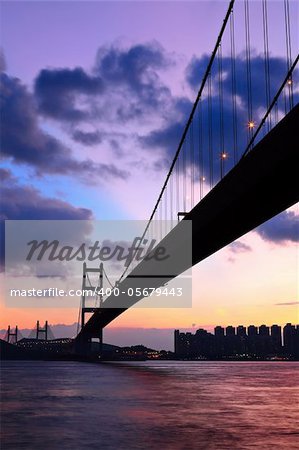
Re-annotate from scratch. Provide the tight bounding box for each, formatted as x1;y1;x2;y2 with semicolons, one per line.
76;104;299;343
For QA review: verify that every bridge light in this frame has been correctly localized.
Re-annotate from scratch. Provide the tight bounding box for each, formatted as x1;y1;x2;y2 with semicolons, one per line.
287;78;292;85
221;152;228;159
248;121;255;129
200;176;206;181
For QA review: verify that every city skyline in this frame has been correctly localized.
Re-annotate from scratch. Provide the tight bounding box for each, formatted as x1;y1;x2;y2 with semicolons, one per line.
175;322;299;359
3;321;298;359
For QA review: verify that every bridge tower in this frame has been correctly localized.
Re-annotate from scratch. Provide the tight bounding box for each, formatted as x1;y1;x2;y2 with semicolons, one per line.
6;325;18;344
36;320;48;340
79;262;104;354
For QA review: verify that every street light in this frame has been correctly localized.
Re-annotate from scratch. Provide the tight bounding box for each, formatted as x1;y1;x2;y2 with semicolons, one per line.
220;152;228;179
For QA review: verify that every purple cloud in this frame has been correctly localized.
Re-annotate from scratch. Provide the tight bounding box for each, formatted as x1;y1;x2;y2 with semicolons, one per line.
1;72;128;181
35;67;104;122
1;169;93;221
94;42;172;98
33;41;174;136
186;53;297;108
0;169;94;270
72;129;103;146
257;211;298;243
228;241;252;253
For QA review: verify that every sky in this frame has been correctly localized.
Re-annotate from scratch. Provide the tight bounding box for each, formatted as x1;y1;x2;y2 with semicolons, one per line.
0;0;298;350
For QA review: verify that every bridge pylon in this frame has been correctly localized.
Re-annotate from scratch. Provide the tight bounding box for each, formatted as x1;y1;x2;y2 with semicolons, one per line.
77;262;104;356
6;325;18;344
36;320;48;340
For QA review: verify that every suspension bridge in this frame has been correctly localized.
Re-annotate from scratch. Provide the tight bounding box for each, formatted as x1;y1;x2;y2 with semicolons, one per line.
75;0;299;351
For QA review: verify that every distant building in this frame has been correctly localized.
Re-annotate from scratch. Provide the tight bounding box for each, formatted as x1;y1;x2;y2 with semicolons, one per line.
214;326;225;357
214;326;225;337
247;325;258;356
283;323;298;357
226;326;235;336
174;323;298;360
258;325;271;356
259;325;270;336
174;329;193;357
271;325;282;354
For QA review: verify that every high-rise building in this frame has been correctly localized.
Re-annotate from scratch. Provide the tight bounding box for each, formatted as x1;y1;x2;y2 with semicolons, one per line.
248;325;258;337
237;325;247;337
236;325;247;354
214;326;225;357
214;326;225;337
283;323;296;356
194;328;214;357
174;330;180;355
258;325;271;356
174;330;193;357
225;326;237;355
259;325;270;336
226;326;235;336
271;325;282;353
247;325;258;356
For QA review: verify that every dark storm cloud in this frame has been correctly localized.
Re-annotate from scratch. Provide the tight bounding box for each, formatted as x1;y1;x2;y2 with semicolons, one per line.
0;72;128;181
35;67;104;122
0;168;93;269
256;211;299;243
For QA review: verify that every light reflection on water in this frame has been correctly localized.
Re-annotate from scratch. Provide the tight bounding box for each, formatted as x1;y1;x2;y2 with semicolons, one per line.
1;361;299;449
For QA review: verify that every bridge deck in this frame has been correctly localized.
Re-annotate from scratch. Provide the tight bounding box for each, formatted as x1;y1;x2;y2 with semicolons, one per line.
76;104;299;341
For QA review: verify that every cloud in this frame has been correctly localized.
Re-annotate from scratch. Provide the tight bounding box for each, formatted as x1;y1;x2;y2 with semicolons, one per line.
0;48;6;72
186;53;292;108
227;240;252;263
256;211;299;243
1;169;93;221
35;67;104;122
228;241;252;253
140;121;185;154
139;93;249;180
33;42;174;131
274;301;299;306
140;52;299;179
138;96;193;156
0;169;94;270
72;129;103;146
94;42;172;99
93;42;174;124
0;72;128;181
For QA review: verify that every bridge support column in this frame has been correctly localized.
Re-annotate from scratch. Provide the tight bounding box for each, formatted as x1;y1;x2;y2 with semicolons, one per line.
75;328;103;358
